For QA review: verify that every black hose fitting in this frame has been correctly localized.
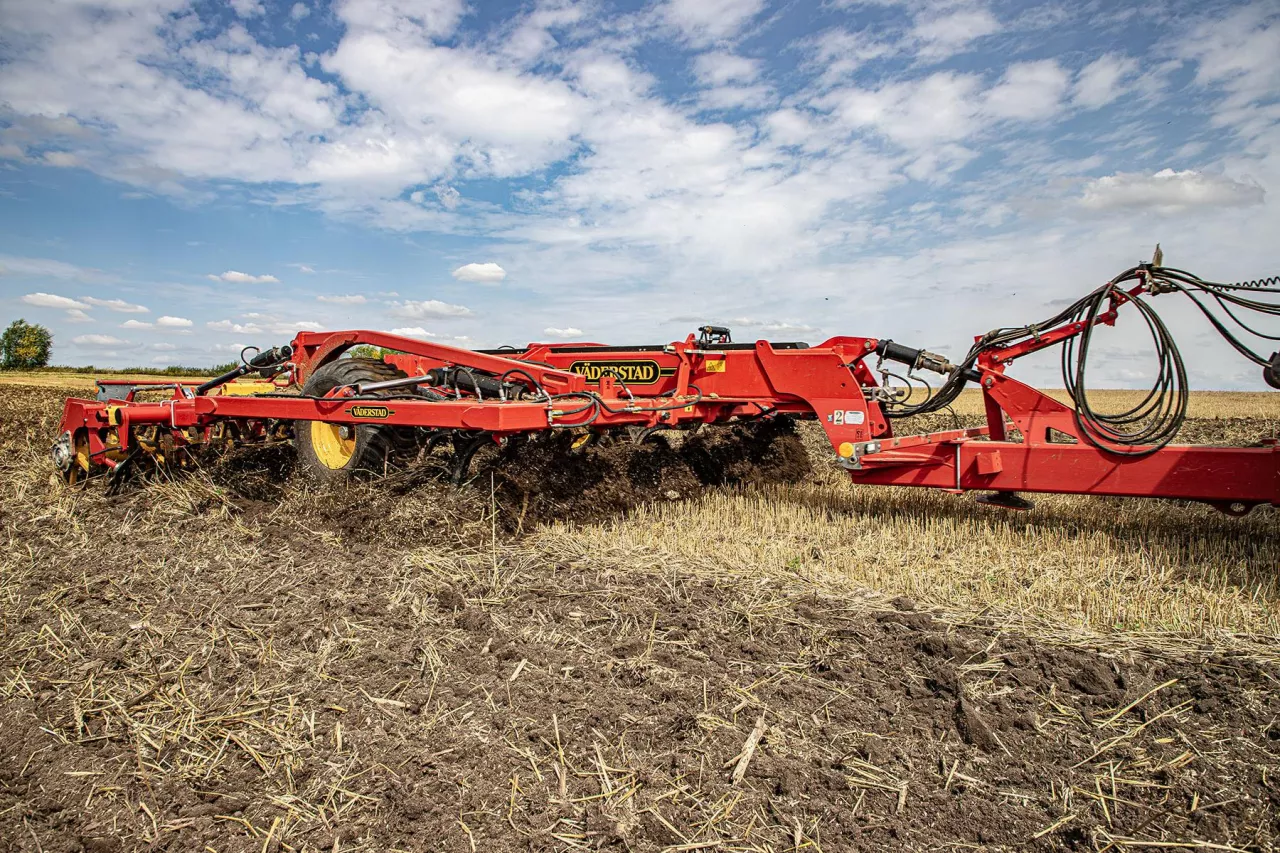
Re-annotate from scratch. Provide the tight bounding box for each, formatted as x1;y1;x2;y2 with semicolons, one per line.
875;339;921;366
874;340;956;375
1265;353;1280;390
195;345;292;396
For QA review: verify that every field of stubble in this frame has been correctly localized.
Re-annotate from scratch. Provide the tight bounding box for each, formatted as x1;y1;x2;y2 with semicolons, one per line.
1;381;1277;853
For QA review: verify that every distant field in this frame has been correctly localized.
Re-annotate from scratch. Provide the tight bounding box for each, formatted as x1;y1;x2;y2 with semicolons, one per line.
0;370;212;388
948;387;1280;419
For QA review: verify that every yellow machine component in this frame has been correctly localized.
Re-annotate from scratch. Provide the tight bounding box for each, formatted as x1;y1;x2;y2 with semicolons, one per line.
310;421;357;468
130;427;178;466
209;422;237;449
73;432;90;472
213;379;278;396
61;430;92;485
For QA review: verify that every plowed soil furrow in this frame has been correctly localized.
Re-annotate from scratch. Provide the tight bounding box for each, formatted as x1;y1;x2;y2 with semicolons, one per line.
1;383;1277;853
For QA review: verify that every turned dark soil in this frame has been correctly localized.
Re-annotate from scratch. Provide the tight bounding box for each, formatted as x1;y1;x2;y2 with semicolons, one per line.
1;385;1277;852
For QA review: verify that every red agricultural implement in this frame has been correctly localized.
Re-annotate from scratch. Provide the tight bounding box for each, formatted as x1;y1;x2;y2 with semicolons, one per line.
53;262;1280;514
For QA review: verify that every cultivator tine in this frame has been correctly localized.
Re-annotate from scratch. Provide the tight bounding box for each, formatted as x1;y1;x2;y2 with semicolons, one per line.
105;449;144;495
449;432;492;486
627;425;662;445
974;491;1035;511
423;431;453;455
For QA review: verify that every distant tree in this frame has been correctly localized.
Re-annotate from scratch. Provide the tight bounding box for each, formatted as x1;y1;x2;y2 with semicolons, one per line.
347;345;388;359
1;319;53;369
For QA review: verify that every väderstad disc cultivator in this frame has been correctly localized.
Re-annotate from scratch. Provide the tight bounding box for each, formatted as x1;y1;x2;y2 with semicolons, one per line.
53;260;1280;514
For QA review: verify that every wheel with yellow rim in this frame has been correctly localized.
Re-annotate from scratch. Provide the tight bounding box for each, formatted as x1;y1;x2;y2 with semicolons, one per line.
294;357;408;482
309;420;358;468
52;428;93;485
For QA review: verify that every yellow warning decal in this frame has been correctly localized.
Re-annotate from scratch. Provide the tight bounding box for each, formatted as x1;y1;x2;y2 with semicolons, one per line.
704;359;726;373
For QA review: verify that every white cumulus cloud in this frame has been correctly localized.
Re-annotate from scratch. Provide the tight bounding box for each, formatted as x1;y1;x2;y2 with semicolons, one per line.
230;0;265;18
208;270;281;284
390;327;434;338
207;316;320;336
1080;169;1266;212
83;296;148;313
156;316;193;327
825;72;984;147
452;262;507;284
693;52;760;86
21;292;88;310
436;185;461;210
760;321;819;335
207;320;264;335
121;319;152;329
912;7;1001;60
317;294;367;304
660;0;767;45
44;151;80;167
543;327;583;338
392;299;475;319
1073;54;1138;109
983;60;1070;121
73;334;127;347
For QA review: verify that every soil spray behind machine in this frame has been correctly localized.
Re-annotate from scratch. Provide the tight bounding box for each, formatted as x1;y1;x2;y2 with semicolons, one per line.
52;261;1280;514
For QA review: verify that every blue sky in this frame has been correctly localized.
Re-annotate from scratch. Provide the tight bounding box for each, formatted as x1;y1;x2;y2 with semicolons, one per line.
0;0;1277;388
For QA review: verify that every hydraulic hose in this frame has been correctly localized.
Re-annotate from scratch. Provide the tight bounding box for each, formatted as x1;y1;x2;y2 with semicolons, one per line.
195;345;292;396
881;262;1280;455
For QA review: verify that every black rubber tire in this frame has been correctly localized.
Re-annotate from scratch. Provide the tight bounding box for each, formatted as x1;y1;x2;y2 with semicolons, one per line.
295;357;408;482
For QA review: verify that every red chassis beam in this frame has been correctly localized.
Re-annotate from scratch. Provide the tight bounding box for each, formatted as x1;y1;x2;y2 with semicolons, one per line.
56;329;894;464
845;430;1280;508
288;329;892;442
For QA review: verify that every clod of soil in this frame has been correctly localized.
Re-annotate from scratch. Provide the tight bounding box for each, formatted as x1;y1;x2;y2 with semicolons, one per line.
3;383;1278;853
110;415;813;532
4;544;1278;851
479;417;812;528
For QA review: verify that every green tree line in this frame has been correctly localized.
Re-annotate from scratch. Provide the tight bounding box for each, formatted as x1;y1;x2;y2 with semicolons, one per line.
1;319;239;375
1;319;53;368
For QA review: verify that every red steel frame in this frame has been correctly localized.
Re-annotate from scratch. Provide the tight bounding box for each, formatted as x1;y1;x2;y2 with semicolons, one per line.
842;283;1279;513
55;296;1280;511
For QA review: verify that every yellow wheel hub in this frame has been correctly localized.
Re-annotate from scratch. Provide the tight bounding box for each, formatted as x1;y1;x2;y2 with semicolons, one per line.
311;421;356;469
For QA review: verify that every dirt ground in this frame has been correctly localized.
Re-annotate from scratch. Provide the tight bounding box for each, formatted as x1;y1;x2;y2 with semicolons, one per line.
2;384;1278;852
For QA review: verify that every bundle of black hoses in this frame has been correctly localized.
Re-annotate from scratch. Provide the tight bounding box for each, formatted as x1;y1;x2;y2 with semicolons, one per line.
883;264;1280;456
